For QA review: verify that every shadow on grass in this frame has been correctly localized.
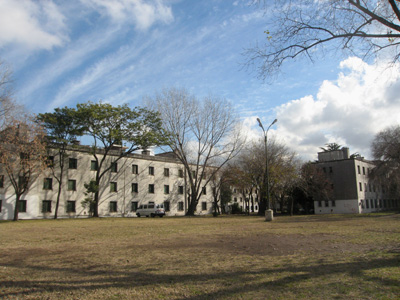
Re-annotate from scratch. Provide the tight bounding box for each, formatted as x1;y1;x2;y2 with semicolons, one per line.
1;253;399;299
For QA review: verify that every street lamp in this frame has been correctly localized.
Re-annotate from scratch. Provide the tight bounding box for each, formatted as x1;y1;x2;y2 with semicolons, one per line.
257;118;277;219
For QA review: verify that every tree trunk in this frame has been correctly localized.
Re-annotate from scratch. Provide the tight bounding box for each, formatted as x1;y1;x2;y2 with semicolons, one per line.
93;190;100;217
54;175;63;219
13;194;21;221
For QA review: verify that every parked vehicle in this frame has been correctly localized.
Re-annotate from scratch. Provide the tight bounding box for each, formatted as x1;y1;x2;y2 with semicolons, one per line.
136;202;165;217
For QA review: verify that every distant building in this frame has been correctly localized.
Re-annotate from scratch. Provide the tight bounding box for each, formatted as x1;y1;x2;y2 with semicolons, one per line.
313;147;399;214
0;144;214;220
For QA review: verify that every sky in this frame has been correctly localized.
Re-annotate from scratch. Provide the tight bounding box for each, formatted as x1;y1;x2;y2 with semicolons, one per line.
0;0;399;161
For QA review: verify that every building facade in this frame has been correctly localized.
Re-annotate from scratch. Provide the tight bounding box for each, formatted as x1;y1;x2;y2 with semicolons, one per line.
0;145;215;220
313;147;399;214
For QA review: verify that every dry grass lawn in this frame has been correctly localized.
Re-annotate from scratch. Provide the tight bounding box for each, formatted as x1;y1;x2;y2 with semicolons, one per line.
0;213;399;299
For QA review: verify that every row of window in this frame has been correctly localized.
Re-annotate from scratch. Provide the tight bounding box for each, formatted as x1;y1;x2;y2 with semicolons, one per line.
317;200;336;207
0;199;209;214
359;182;386;193
361;199;399;209
357;165;370;176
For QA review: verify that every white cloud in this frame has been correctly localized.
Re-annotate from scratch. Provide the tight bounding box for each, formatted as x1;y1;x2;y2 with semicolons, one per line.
80;0;174;30
0;0;67;50
274;57;400;161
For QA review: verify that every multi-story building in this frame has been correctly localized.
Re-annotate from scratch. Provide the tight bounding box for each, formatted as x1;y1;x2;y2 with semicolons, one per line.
0;144;214;220
313;147;399;214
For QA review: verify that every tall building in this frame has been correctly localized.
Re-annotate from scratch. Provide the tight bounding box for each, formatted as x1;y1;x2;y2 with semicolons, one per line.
0;144;215;220
313;147;399;214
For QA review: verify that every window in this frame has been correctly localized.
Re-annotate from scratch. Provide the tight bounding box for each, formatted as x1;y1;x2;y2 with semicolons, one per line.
202;201;207;211
0;199;2;212
357;165;360;174
178;185;184;195
322;167;326;173
110;182;117;192
362;167;365;175
164;185;170;194
68;180;76;191
0;175;4;188
164;201;170;212
46;156;54;168
111;162;118;173
132;183;138;193
18;200;27;213
178;169;184;178
91;160;98;171
69;158;77;169
178;201;184;211
359;182;362;191
192;170;196;178
370;199;374;209
331;200;336;207
132;164;138;174
66;201;76;213
325;200;329;207
366;199;369;209
202;186;206;195
164;168;169;177
109;201;117;212
329;167;333;173
19;176;28;190
148;184;155;194
42;200;52;213
149;166;154;175
43;178;53;190
318;201;322;207
131;201;138;212
375;199;378;208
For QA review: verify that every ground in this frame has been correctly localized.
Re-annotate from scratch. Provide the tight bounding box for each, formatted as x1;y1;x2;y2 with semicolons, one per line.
0;213;399;299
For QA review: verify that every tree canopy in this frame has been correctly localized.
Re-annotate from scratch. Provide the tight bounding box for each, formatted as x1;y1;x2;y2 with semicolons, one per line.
247;0;400;79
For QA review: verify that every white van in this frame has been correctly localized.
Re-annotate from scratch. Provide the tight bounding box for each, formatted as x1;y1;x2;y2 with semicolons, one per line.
136;202;165;218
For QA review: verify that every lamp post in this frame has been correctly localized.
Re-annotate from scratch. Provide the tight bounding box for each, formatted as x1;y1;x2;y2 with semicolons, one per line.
257;118;277;220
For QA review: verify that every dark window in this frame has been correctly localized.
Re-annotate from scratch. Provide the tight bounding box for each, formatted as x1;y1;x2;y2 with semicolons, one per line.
375;199;378;208
178;186;184;195
148;184;155;194
110;201;117;212
43;178;53;190
357;165;360;174
164;185;170;194
362;167;365;175
0;199;2;212
132;183;138;193
0;175;4;188
325;200;329;207
111;162;118;173
329;167;333;173
132;164;138;174
149;166;154;175
69;158;78;169
110;182;117;192
164;201;170;212
318;200;322;207
366;199;369;209
91;160;98;171
178;201;184;211
202;186;206;195
46;156;54;168
18;200;27;213
331;200;336;207
202;201;207;211
359;182;362;191
42;200;52;213
66;201;76;213
131;201;138;212
322;167;326;173
370;199;374;209
164;168;169;177
68;180;76;191
179;169;184;178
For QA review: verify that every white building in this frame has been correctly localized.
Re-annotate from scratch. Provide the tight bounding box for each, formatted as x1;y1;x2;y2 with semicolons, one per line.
313;147;399;214
0;144;215;220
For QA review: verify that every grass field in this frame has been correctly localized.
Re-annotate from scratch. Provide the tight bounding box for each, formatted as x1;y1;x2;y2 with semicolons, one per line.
0;213;399;299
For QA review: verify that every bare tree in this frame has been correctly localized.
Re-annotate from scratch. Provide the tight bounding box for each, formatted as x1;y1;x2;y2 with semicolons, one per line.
0;60;19;129
370;125;400;198
246;0;400;79
145;88;245;216
0;115;47;221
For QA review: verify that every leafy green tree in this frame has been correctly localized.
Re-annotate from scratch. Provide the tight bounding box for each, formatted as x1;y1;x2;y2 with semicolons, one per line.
75;101;166;217
37;107;84;219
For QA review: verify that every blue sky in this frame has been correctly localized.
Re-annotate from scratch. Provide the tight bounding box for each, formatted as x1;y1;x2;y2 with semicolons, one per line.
1;0;399;160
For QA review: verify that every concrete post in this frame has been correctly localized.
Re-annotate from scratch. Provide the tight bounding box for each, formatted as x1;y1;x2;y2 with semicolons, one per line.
265;209;274;222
